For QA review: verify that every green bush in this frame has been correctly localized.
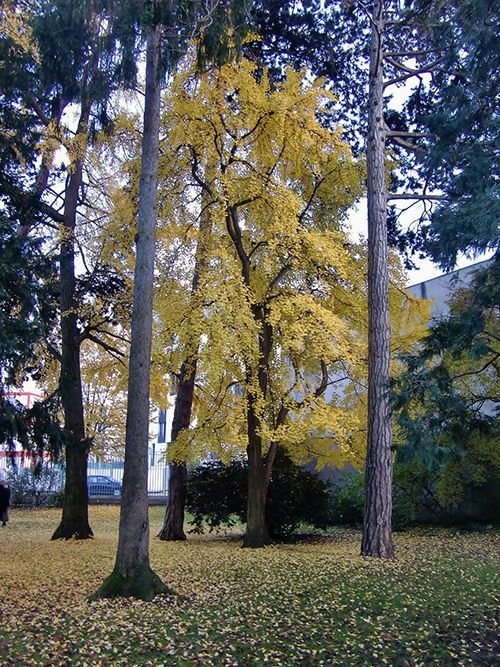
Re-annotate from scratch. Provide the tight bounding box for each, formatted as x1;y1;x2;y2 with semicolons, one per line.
186;459;246;533
326;467;433;530
267;453;332;536
186;449;332;538
328;471;364;526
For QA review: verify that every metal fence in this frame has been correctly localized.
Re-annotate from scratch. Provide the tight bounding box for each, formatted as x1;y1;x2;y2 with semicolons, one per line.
87;459;169;496
1;452;170;497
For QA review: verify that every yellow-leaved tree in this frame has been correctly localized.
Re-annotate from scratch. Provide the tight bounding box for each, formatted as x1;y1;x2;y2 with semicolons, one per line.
155;58;367;547
108;56;428;548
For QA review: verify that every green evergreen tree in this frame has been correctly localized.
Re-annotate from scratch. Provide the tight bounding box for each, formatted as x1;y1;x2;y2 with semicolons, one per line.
94;0;252;599
249;0;498;557
1;0;144;539
394;257;500;521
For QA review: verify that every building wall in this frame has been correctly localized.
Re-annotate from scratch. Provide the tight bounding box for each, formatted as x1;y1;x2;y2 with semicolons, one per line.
407;259;490;319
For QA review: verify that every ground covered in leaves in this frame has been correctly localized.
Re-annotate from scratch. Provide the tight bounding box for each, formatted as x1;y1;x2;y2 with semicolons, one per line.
0;507;498;666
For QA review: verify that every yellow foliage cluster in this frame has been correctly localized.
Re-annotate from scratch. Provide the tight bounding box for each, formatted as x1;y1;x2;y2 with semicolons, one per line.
148;57;429;468
0;1;39;61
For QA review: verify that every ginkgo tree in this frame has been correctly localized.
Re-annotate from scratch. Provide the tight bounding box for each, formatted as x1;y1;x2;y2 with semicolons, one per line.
151;58;428;548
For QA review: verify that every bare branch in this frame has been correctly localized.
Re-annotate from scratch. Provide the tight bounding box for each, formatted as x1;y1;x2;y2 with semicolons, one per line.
315;360;329;398
84;332;127;365
384;57;445;88
384;54;444;76
388;193;447;201
386;130;432;139
387;134;426;153
384;49;439;59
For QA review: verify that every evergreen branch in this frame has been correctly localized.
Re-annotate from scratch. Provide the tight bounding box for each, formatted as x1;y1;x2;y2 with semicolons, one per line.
45;341;62;364
11;184;65;233
383;58;444;88
384;49;439;59
27;95;53;127
355;0;378;28
36;199;65;225
384;55;445;78
484;331;500;344
386;130;433;139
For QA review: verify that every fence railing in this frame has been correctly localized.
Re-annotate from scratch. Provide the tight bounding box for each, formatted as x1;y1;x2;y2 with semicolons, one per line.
88;460;169;495
1;452;170;497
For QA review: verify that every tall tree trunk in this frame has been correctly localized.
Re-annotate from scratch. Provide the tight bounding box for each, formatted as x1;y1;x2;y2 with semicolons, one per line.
225;202;274;548
93;25;168;600
157;362;193;541
243;394;270;548
158;169;213;541
361;0;394;559
52;104;92;541
243;306;273;548
242;303;273;548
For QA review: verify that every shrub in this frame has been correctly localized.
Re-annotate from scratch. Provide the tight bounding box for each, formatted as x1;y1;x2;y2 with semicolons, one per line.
186;459;246;533
7;462;64;507
328;471;364;526
267;451;332;536
327;467;429;530
186;449;332;538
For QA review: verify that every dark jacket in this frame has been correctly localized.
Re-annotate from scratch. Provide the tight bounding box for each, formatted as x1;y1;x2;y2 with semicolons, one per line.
0;482;10;510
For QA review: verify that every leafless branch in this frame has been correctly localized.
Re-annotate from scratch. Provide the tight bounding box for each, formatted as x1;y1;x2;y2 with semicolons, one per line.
387;134;426;152
384;56;445;88
388;193;447;201
452;354;500;381
384;49;439;59
84;332;127;365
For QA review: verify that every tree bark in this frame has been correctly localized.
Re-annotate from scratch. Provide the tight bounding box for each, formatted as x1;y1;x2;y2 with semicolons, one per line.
52;102;92;541
159;461;187;540
158;166;213;541
243;393;271;548
92;25;168;600
361;0;395;559
157;363;193;541
240;303;274;546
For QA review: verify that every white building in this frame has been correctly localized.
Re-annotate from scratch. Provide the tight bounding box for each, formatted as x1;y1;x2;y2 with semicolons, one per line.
407;259;491;319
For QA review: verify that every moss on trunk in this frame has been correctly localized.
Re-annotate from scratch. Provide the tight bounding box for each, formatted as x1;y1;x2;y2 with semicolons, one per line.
90;564;171;601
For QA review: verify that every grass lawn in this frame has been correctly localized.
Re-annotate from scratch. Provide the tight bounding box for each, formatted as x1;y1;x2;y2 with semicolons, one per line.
0;506;498;666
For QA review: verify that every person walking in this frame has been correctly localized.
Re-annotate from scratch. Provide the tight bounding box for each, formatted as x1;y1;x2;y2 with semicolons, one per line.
0;477;11;526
